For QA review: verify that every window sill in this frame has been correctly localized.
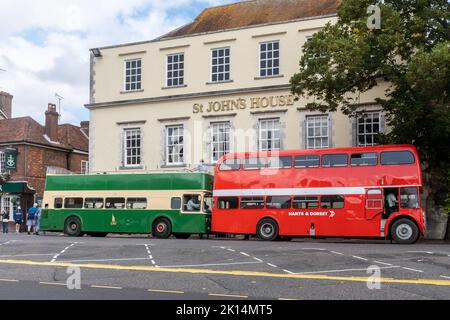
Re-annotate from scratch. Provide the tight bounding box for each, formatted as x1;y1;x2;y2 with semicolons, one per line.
160;164;187;169
119;166;144;170
162;85;188;90
254;74;284;80
206;80;234;85
120;89;144;94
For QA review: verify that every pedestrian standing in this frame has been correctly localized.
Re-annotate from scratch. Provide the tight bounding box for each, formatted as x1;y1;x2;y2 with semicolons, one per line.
1;209;9;234
34;205;42;235
27;204;38;235
13;206;23;234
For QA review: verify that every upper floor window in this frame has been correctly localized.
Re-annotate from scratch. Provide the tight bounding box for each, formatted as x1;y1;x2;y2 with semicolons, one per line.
166;125;184;165
124;59;142;91
260;41;280;77
259;118;281;152
211;122;231;163
123;128;142;167
0;151;5;173
357;112;381;146
211;48;230;82
167;53;184;87
306;115;329;149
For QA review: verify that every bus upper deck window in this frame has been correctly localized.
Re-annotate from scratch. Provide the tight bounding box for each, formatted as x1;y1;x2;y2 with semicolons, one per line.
322;154;348;168
381;151;415;165
105;198;126;209
243;158;266;170
219;158;241;171
218;197;239;210
400;188;419;209
351;153;378;166
127;198;147;210
267;157;292;169
294;155;320;168
54;198;63;209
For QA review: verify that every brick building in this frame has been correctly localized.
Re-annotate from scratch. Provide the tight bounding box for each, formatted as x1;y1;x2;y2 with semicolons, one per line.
0;102;89;218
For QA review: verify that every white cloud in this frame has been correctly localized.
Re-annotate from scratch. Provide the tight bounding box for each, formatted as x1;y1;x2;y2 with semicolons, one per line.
0;0;234;125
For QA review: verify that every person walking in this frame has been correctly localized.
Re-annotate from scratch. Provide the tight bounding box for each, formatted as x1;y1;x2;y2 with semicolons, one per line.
34;204;42;235
27;203;38;235
13;206;23;234
1;209;9;234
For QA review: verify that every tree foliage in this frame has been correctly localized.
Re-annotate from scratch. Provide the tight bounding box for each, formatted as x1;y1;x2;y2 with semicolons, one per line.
291;0;450;205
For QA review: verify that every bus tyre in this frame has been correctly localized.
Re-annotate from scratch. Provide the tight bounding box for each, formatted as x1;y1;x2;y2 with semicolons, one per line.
391;219;419;244
173;233;191;240
257;219;279;241
65;217;82;237
153;218;172;239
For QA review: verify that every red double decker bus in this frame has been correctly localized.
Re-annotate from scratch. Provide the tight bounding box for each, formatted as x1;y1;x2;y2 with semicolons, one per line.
212;145;425;244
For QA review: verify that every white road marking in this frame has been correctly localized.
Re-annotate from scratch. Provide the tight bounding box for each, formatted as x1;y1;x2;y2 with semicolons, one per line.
253;257;263;262
301;248;327;251
402;267;424;273
374;261;394;266
144;244;157;267
51;242;78;263
158;261;262;268
240;252;250;257
352;256;369;261
267;263;278;268
227;249;236;252
63;257;153;263
294;266;400;275
440;276;450;280
330;251;344;256
283;269;295;274
408;251;434;255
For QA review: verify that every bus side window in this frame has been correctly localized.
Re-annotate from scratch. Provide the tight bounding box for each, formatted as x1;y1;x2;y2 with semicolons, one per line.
240;197;265;209
322;154;348;168
266;196;292;209
321;195;345;209
381;151;415;165
127;198;147;210
183;195;201;212
85;198;104;209
293;196;319;209
54;198;63;209
64;198;83;209
218;197;239;209
105;198;125;209
294;156;320;168
220;158;241;171
400;187;419;209
171;197;182;210
351;153;378;166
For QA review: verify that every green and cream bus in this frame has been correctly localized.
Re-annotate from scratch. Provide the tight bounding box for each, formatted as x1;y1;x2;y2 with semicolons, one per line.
40;172;214;238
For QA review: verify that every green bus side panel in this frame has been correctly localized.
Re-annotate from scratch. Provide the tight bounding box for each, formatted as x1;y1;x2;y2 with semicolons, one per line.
45;173;214;192
40;209;211;234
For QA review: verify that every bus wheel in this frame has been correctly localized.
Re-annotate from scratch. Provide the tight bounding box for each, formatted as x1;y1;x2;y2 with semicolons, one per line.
391;219;419;244
64;217;82;237
173;233;191;240
257;219;279;241
152;218;172;239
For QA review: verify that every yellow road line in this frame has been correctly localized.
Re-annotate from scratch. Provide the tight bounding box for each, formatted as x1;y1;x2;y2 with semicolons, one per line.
40;282;66;286
148;289;185;294
1;259;450;287
91;285;122;290
209;293;249;299
0;279;19;282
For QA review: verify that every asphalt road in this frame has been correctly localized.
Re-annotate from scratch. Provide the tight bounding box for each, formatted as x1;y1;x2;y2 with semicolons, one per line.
0;233;449;300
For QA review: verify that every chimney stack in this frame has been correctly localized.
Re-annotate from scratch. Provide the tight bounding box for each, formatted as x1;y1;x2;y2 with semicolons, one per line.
45;103;59;142
0;91;13;119
80;121;90;137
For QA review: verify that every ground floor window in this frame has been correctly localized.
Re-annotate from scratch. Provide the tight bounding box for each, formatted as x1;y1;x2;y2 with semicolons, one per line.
81;160;89;174
259;118;281;152
306;115;329;149
211;122;231;163
166;125;184;165
357;112;381;146
0;197;12;221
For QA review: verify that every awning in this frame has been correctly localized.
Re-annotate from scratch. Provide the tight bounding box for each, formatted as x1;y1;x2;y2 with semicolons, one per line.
0;182;35;194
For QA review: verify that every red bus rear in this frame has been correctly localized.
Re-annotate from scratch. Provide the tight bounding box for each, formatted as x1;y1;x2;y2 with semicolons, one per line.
212;145;425;244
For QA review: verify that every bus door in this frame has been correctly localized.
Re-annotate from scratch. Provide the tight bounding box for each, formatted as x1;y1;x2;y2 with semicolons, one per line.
365;189;384;220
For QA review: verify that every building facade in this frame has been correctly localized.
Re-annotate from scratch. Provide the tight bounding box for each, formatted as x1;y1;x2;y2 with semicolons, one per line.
0;103;89;220
87;0;388;174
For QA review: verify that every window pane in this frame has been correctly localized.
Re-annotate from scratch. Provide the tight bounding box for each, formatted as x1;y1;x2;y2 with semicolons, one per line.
322;154;348;167
293;196;319;209
243;158;266;170
267;157;292;169
171;197;182;210
85;198;104;209
220;158;241;171
218;197;239;210
64;198;84;209
54;198;63;209
126;198;147;210
351;153;378;166
381;151;415;165
295;155;320;168
266;196;291;209
321;195;345;209
400;187;419;209
105;198;126;209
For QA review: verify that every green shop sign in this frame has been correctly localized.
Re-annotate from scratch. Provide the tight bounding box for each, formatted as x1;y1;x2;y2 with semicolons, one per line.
3;148;17;171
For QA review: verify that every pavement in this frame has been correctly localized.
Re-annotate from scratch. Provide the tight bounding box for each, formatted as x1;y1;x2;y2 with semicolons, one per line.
0;233;449;300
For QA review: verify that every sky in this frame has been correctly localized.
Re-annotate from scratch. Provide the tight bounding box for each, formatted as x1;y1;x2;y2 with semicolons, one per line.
0;0;235;125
